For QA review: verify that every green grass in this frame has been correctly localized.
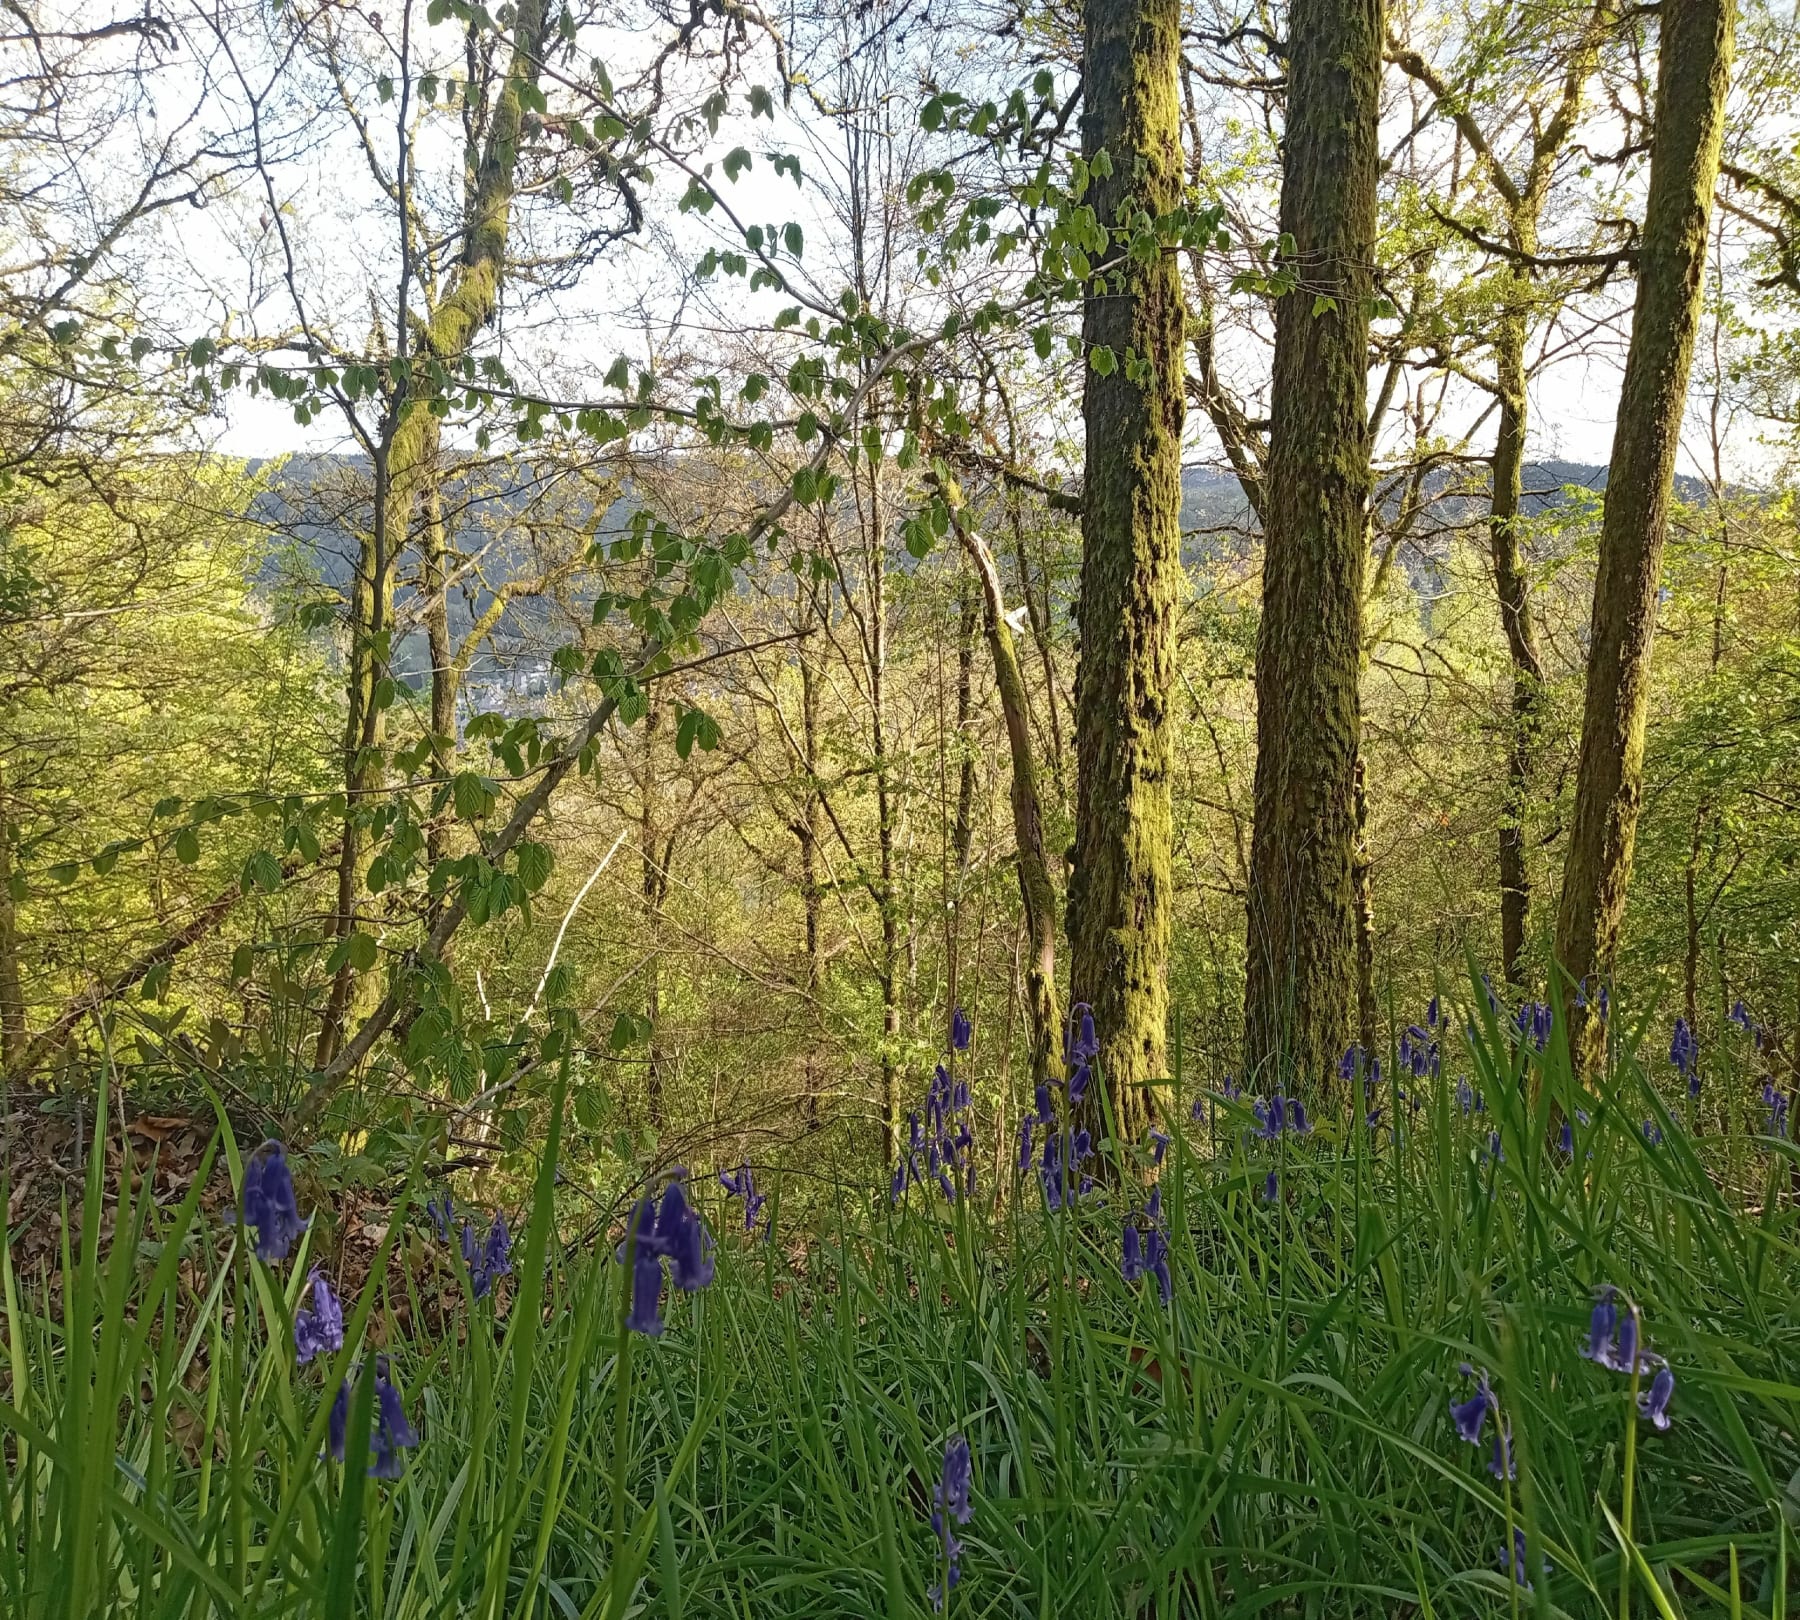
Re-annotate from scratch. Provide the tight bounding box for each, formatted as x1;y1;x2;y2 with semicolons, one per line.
3;982;1798;1618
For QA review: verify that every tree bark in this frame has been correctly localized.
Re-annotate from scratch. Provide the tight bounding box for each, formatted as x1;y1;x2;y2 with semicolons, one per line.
0;771;25;1067
1555;0;1736;1072
1242;0;1380;1093
1070;0;1185;1144
946;496;1062;1091
315;0;549;1067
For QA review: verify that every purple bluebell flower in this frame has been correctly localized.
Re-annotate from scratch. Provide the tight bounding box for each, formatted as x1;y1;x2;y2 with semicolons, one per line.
720;1163;769;1235
1580;1290;1618;1364
1497;1527;1544;1589
1121;1222;1144;1284
1146;1184;1161;1223
927;1435;973;1610
890;1164;907;1203
327;1358;418;1479
1729;999;1754;1033
1034;1084;1054;1125
368;1356;419;1479
1338;1044;1360;1082
294;1269;344;1365
1189;1094;1207;1123
1557;1118;1574;1157
1017;1118;1035;1172
1456;1077;1475;1116
1762;1082;1791;1139
425;1190;454;1243
1261;1168;1278;1202
1148;1127;1170;1165
627;1247;666;1335
1488;1423;1515;1481
1448;1366;1493;1445
1144;1226;1171;1302
1642;1119;1663;1146
1426;996;1440;1028
460;1218;477;1272
472;1212;512;1298
1638;1364;1675;1430
1067;1004;1097;1064
951;1007;972;1052
658;1179;714;1292
241;1141;306;1263
1488;1131;1503;1163
1067;1063;1091;1106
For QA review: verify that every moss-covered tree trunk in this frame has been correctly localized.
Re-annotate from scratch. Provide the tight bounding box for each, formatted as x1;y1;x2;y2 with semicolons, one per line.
1242;0;1380;1092
314;0;547;1067
1555;0;1736;1071
1488;286;1548;990
1070;0;1185;1145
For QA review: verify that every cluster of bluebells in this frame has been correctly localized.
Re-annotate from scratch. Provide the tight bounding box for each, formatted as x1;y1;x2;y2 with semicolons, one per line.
619;1174;715;1336
1580;1288;1676;1428
1340;1043;1387;1130
237;1140;419;1480
1455;1075;1486;1117
327;1355;419;1479
1253;1093;1311;1140
1573;976;1610;1021
1017;1004;1098;1210
1498;1527;1549;1591
241;1141;308;1263
895;1059;977;1204
1761;1080;1791;1140
426;1193;513;1299
1554;1107;1591;1160
1515;1000;1554;1053
1120;1185;1172;1303
927;1436;973;1610
894;1009;977;1204
1398;1000;1443;1080
718;1162;770;1237
1670;1016;1700;1097
1189;1074;1242;1127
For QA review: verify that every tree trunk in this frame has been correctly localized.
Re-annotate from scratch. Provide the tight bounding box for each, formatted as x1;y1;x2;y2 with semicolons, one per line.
1352;757;1377;1059
0;774;25;1068
1070;0;1185;1144
419;470;457;928
314;0;549;1071
950;503;1062;1091
1489;280;1549;989
641;693;667;1128
1555;0;1736;1072
1242;0;1380;1093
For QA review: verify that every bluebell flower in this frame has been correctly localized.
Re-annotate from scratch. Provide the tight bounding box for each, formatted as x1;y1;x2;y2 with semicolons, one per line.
1762;1083;1791;1139
1338;1044;1360;1082
1146;1185;1161;1223
1580;1290;1618;1364
1448;1366;1493;1445
1642;1119;1663;1146
481;1212;513;1296
1148;1127;1170;1166
1497;1527;1544;1590
1456;1077;1475;1116
1261;1168;1278;1203
927;1435;973;1611
369;1356;419;1479
1426;996;1440;1028
1221;1075;1243;1102
1488;1131;1503;1163
1034;1084;1054;1125
460;1218;477;1273
1144;1226;1171;1302
294;1268;344;1365
1067;1062;1091;1106
720;1163;768;1235
241;1141;306;1263
1016;1118;1034;1172
658;1179;714;1293
951;1007;972;1052
1066;1004;1098;1065
1638;1363;1675;1430
1729;999;1754;1034
1189;1095;1207;1124
327;1358;418;1479
1557;1119;1574;1157
627;1247;666;1335
890;1164;907;1203
425;1190;454;1243
1488;1423;1515;1481
1121;1222;1144;1284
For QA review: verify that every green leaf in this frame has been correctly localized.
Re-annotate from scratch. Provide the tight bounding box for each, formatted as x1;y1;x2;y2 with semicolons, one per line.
782;221;804;257
723;146;752;181
174;828;200;865
346;932;378;973
516;840;554;891
1088;345;1117;376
